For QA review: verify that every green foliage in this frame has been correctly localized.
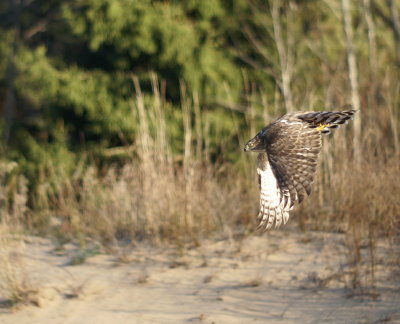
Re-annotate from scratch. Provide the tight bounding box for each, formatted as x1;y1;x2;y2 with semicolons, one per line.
0;0;399;224
15;45;136;143
61;0;242;99
9;127;75;196
0;0;248;178
0;1;398;293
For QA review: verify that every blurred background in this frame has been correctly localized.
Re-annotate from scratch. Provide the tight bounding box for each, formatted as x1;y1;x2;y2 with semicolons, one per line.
0;0;399;296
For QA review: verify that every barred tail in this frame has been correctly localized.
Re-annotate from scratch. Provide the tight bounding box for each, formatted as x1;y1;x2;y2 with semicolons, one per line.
299;109;357;134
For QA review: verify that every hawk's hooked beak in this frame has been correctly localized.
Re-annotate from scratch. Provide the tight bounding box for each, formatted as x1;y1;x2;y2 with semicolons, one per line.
244;135;264;152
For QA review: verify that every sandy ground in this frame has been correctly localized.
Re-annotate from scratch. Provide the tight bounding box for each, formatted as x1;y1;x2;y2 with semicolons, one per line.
1;229;399;324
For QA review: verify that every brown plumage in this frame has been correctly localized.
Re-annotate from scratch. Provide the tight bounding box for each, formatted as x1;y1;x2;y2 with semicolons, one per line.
244;109;357;230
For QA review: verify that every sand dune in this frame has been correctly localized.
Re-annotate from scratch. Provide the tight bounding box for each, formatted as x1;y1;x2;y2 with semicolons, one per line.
1;229;399;323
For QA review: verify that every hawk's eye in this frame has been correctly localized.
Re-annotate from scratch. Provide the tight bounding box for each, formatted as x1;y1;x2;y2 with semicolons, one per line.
244;135;265;152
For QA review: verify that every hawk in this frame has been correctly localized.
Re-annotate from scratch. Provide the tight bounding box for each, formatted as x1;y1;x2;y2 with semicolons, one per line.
244;109;357;230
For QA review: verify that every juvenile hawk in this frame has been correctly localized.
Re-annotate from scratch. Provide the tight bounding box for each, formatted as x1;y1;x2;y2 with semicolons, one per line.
244;109;357;230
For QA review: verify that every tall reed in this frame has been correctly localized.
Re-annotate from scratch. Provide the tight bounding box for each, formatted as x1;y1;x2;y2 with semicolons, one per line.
0;77;398;290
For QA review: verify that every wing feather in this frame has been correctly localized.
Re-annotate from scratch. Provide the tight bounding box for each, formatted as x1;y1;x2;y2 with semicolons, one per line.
266;118;322;208
257;153;290;229
251;110;357;229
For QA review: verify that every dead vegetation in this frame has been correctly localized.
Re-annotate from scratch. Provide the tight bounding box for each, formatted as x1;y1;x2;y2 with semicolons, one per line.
0;79;399;299
0;224;40;310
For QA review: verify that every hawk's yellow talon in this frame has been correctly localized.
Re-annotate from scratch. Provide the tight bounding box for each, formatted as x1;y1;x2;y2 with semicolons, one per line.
316;123;331;131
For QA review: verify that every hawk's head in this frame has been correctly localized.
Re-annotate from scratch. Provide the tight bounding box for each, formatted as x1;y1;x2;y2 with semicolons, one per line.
244;132;265;152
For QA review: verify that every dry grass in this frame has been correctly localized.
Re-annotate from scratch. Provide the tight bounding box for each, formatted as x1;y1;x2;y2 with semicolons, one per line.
296;116;400;288
0;224;40;310
33;78;257;247
0;77;399;294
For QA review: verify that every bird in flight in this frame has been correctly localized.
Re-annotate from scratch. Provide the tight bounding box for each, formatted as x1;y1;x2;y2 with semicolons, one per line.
244;109;357;230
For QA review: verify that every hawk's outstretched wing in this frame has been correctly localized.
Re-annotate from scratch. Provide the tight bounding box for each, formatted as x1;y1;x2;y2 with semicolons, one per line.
246;110;357;230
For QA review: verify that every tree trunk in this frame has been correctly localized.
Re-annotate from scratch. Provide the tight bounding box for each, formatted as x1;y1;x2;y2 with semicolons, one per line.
271;0;294;113
341;0;362;162
363;0;378;107
363;0;378;77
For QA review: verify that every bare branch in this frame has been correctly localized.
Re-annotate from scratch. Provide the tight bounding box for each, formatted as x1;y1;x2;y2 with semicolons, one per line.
388;0;400;64
372;0;400;64
241;23;275;64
